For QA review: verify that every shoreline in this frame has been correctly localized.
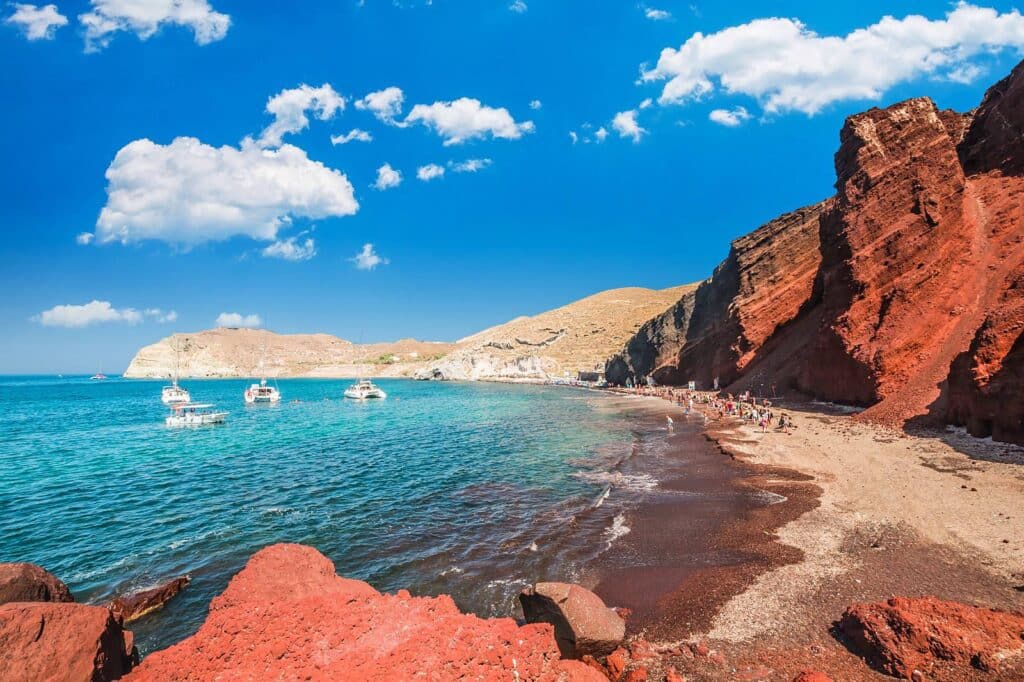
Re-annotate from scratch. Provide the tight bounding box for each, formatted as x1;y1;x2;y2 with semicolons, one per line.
607;389;1024;679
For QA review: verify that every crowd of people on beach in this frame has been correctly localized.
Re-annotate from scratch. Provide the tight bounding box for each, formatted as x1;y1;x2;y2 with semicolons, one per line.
611;382;793;434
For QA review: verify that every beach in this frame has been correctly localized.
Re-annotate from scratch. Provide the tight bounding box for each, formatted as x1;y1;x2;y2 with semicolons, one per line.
602;389;1024;680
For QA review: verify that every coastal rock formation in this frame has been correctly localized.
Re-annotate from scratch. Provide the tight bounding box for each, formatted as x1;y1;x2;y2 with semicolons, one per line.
0;563;74;605
109;576;189;624
606;202;829;389
129;543;603;680
125;286;690;384
608;58;1024;442
838;596;1024;678
417;286;695;382
519;582;626;659
0;602;136;681
124;328;454;379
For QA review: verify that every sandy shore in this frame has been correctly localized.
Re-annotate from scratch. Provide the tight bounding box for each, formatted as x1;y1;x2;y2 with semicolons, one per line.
608;392;1024;680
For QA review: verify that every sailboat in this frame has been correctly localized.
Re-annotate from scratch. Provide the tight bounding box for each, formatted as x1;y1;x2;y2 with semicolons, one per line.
161;338;191;405
244;333;280;404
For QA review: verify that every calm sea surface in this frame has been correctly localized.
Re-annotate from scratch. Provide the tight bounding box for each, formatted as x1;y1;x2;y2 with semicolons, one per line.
0;376;702;654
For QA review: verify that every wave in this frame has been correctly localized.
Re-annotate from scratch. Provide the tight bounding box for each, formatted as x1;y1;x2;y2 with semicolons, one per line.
603;513;631;549
573;470;658;492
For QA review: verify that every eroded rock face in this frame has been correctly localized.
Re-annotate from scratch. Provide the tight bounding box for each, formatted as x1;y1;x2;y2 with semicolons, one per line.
0;563;74;605
109;576;190;624
129;544;604;681
607;58;1024;442
519;582;626;659
0;602;136;681
838;596;1024;679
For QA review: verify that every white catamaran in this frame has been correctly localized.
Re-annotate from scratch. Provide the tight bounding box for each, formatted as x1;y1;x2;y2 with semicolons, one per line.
343;378;387;400
245;376;281;404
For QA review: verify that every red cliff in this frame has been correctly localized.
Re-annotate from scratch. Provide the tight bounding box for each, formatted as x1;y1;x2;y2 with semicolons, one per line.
129;543;603;681
608;59;1024;443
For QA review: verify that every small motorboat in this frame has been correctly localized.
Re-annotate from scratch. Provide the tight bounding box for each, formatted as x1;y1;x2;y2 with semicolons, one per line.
90;373;107;380
244;377;281;404
165;403;228;427
161;379;191;405
344;378;387;400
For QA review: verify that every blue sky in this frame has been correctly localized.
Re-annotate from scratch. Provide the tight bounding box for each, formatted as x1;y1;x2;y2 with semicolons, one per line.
3;0;1024;373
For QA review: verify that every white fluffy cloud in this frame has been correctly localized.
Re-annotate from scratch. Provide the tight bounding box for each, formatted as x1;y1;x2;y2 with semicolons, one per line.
509;0;527;14
612;109;646;142
645;8;671;21
330;128;372;145
76;232;94;245
594;127;608;142
144;308;178;323
350;243;388;270
262;236;316;261
405;98;534;145
216;312;261;328
95;137;358;246
416;163;445;181
641;3;1024;115
529;99;542;110
5;3;68;40
355;87;405;123
258;83;345;148
374;163;402;190
35;300;142;328
709;106;752;127
80;0;230;52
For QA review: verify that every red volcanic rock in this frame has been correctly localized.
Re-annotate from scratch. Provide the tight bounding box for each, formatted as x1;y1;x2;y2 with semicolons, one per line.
839;595;1024;678
520;582;626;659
109;576;190;623
665;668;686;682
0;602;136;681
959;59;1024;176
791;673;832;682
606;647;629;679
130;544;604;681
606;58;1024;442
623;666;647;681
0;563;74;604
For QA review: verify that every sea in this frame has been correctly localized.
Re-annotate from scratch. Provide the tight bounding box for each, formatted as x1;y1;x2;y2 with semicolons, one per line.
0;375;755;655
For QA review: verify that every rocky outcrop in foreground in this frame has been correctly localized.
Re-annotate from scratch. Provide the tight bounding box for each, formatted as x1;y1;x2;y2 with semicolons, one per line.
608;59;1024;443
0;563;74;605
128;543;603;680
108;577;189;624
0;602;137;682
839;596;1024;679
520;582;626;659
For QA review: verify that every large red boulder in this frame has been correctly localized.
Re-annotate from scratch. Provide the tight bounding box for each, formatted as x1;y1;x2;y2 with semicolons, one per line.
109;576;190;624
519;582;626;659
839;595;1024;678
0;602;136;681
0;563;74;605
129;543;603;680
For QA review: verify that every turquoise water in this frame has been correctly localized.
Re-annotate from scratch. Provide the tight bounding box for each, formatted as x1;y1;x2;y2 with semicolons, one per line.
0;376;660;653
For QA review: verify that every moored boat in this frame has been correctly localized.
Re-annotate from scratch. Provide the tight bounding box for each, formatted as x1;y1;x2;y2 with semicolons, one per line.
343;378;387;400
245;377;281;404
161;380;191;405
165;403;228;427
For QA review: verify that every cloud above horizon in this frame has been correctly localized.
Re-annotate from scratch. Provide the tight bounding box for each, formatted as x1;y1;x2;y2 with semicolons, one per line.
640;3;1024;115
5;3;68;40
215;312;261;328
416;163;445;181
80;0;230;53
374;163;402;190
355;87;405;124
262;235;316;261
34;300;140;327
350;243;388;270
95;137;358;246
258;83;345;148
405;98;534;145
709;106;752;127
612;109;646;142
